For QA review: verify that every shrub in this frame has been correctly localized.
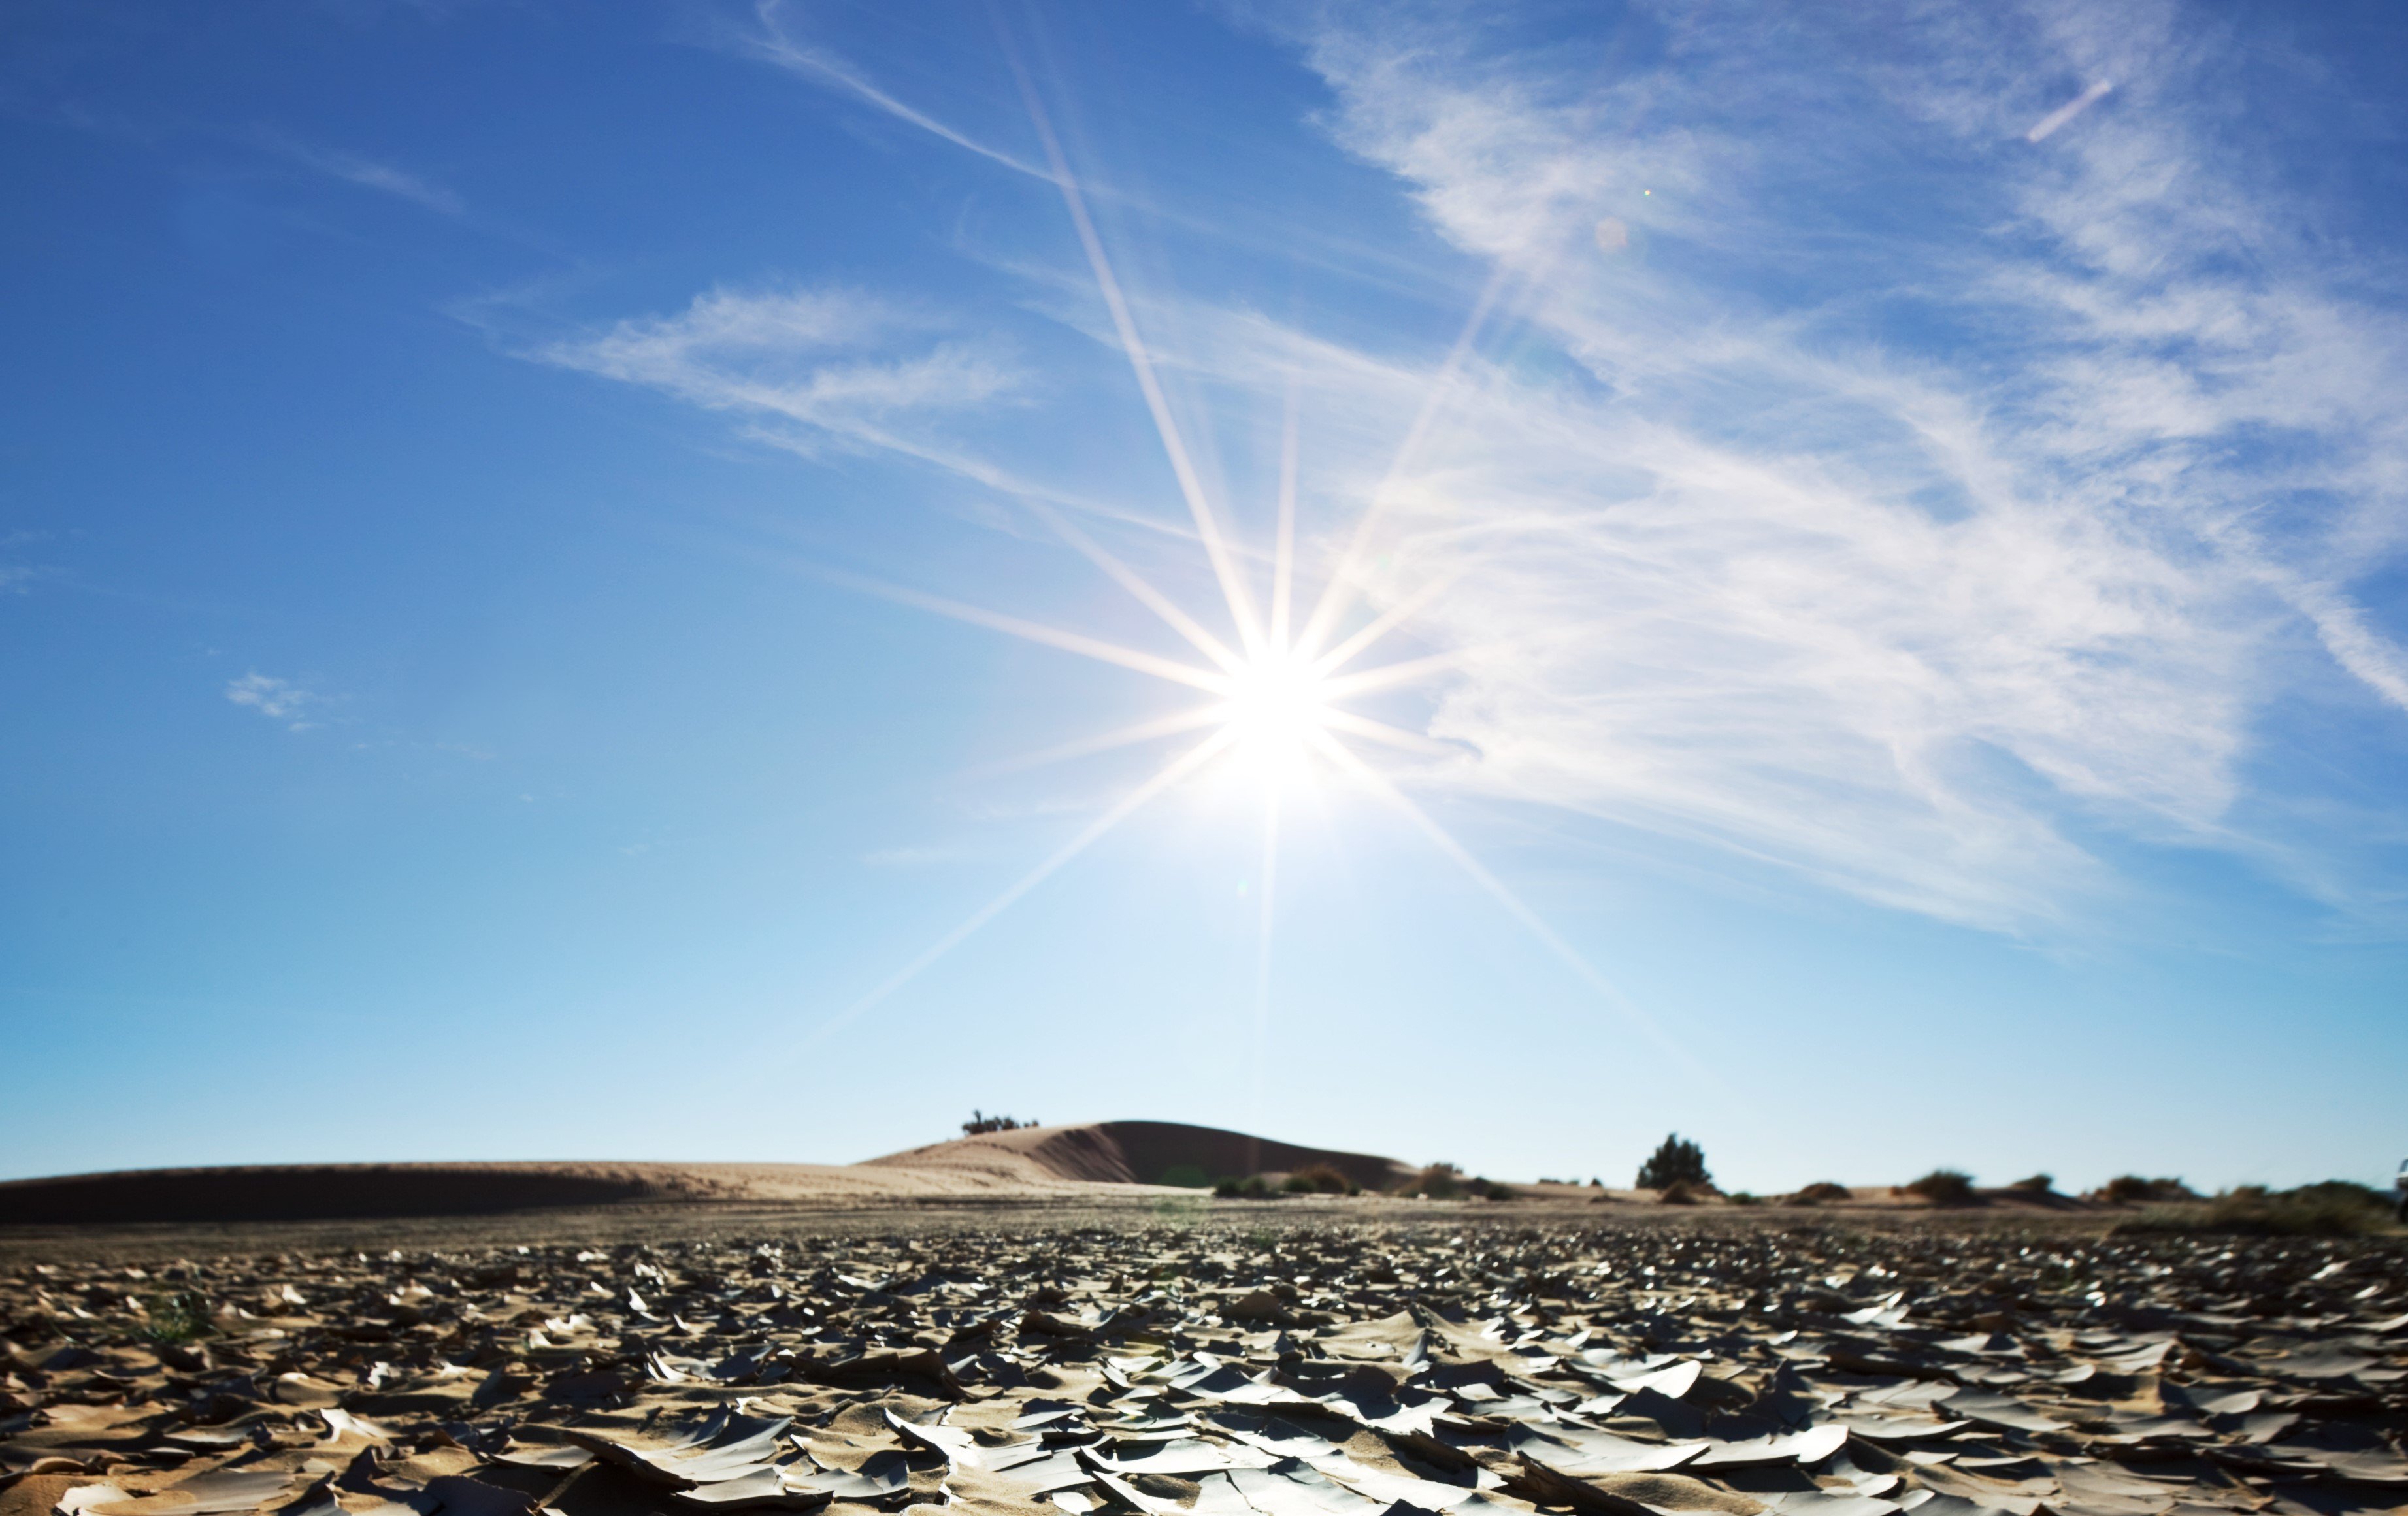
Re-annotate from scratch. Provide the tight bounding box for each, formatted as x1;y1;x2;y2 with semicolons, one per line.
2007;1174;2054;1193
2098;1175;2198;1204
1789;1181;1851;1205
1407;1163;1463;1200
1906;1170;1977;1206
1286;1163;1351;1195
1658;1180;1708;1205
2118;1183;2392;1238
1464;1177;1514;1202
1214;1176;1277;1199
1728;1191;1760;1206
1636;1134;1712;1191
962;1110;1034;1136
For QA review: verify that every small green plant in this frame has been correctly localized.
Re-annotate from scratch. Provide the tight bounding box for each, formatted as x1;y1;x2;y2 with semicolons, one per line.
1636;1134;1711;1191
1906;1170;1977;1206
1728;1191;1760;1206
1789;1181;1851;1205
141;1289;212;1344
1285;1164;1351;1194
1214;1175;1277;1199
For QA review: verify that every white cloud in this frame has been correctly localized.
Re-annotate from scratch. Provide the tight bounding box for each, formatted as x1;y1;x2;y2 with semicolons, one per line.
225;672;321;731
733;1;1046;180
254;130;464;215
535;287;1021;459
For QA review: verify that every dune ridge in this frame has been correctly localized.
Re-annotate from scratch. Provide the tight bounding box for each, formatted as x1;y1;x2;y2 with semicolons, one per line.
0;1119;1407;1225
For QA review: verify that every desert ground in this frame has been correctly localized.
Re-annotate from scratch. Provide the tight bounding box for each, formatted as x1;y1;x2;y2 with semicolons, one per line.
5;1124;2404;1516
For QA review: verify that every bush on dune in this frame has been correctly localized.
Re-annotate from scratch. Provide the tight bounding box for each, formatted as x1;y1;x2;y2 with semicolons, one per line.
2096;1175;2200;1204
1906;1170;1977;1206
1789;1182;1851;1205
2122;1181;2396;1238
1283;1164;1353;1195
1406;1163;1463;1199
1214;1175;1276;1199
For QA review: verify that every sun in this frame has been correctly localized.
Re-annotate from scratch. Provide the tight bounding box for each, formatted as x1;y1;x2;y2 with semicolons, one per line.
1222;650;1336;783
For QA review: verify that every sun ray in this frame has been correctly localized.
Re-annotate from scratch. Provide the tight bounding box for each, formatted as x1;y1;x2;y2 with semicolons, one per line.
1271;372;1301;654
1319;644;1490;701
1293;261;1516;663
804;726;1239;1047
1248;787;1281;1136
1007;49;1266;658
1306;728;1720;1087
967;702;1234;776
1021;500;1247;676
1309;570;1460;678
1317;707;1463;757
812;564;1230;695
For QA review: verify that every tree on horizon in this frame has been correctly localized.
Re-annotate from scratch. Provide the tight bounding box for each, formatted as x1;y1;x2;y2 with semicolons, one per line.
1637;1133;1711;1191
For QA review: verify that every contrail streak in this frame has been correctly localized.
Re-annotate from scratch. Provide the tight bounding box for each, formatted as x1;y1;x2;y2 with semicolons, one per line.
2025;80;2112;143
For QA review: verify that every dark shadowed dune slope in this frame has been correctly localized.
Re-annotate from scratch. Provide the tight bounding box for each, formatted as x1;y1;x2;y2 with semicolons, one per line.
865;1119;1417;1191
0;1164;659;1225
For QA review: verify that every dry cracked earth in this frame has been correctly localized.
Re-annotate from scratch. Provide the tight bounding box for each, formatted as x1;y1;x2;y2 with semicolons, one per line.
6;1223;2407;1516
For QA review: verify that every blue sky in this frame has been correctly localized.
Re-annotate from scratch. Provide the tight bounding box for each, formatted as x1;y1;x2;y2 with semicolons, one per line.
6;0;2407;1194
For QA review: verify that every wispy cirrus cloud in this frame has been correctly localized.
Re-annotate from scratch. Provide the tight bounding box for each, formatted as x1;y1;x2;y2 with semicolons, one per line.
248;127;464;214
731;0;1046;180
1232;0;2408;929
225;672;323;731
533;286;1022;460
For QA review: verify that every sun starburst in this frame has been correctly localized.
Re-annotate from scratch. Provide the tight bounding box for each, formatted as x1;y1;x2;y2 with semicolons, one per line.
795;50;1694;1083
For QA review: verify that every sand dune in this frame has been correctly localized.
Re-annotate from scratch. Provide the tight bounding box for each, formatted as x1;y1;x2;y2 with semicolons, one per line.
863;1119;1417;1191
0;1119;1408;1225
